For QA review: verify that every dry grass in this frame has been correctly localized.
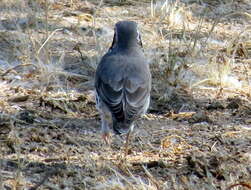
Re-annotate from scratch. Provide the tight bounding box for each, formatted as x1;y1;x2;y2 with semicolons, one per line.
0;0;251;189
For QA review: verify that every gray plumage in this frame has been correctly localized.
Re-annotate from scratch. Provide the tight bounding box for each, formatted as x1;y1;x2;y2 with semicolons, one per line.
95;21;151;142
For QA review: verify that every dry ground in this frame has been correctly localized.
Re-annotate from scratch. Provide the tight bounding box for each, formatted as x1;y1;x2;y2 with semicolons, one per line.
0;0;251;189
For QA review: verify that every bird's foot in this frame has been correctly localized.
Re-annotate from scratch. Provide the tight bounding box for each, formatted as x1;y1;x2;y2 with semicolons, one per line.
102;132;111;145
123;131;132;158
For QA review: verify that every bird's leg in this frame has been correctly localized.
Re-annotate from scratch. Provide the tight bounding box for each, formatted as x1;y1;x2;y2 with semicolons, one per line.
102;131;111;145
124;131;131;157
124;124;134;157
101;114;111;145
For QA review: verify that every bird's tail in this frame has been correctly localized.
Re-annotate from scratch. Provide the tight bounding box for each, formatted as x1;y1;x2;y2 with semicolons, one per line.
113;121;131;135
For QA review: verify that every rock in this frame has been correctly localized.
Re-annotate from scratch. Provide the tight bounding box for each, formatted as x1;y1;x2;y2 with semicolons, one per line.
226;97;242;109
206;101;224;110
188;111;211;123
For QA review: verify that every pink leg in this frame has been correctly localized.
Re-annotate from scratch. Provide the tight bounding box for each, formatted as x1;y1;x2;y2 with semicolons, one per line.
102;132;111;145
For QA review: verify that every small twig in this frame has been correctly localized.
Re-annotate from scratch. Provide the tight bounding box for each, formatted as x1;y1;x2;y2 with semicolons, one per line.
109;167;133;188
29;169;59;190
227;182;251;190
73;45;96;71
44;0;49;64
73;44;86;63
37;28;63;55
201;16;220;51
1;63;37;77
210;141;217;152
190;15;204;55
142;165;161;190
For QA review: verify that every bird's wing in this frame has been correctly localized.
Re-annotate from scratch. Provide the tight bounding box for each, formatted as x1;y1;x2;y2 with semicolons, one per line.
123;75;151;123
95;55;125;121
96;78;125;121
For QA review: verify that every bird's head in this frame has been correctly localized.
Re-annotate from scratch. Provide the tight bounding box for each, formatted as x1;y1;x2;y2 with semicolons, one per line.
110;21;143;50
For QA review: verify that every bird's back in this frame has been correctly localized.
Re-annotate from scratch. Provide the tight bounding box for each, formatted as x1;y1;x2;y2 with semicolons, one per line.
95;48;151;134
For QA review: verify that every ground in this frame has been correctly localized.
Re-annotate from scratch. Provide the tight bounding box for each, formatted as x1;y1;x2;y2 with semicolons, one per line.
0;0;251;189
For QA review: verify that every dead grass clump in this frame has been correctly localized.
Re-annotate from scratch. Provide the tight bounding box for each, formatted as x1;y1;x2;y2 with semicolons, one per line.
95;168;158;190
151;0;193;29
191;53;241;88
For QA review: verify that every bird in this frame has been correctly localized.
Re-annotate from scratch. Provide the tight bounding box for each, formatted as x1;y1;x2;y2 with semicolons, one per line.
95;21;151;154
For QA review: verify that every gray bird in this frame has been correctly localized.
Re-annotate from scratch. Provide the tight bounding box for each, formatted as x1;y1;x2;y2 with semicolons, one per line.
95;21;151;152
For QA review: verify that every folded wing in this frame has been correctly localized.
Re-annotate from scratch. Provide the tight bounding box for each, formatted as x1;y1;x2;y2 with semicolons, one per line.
95;53;151;134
